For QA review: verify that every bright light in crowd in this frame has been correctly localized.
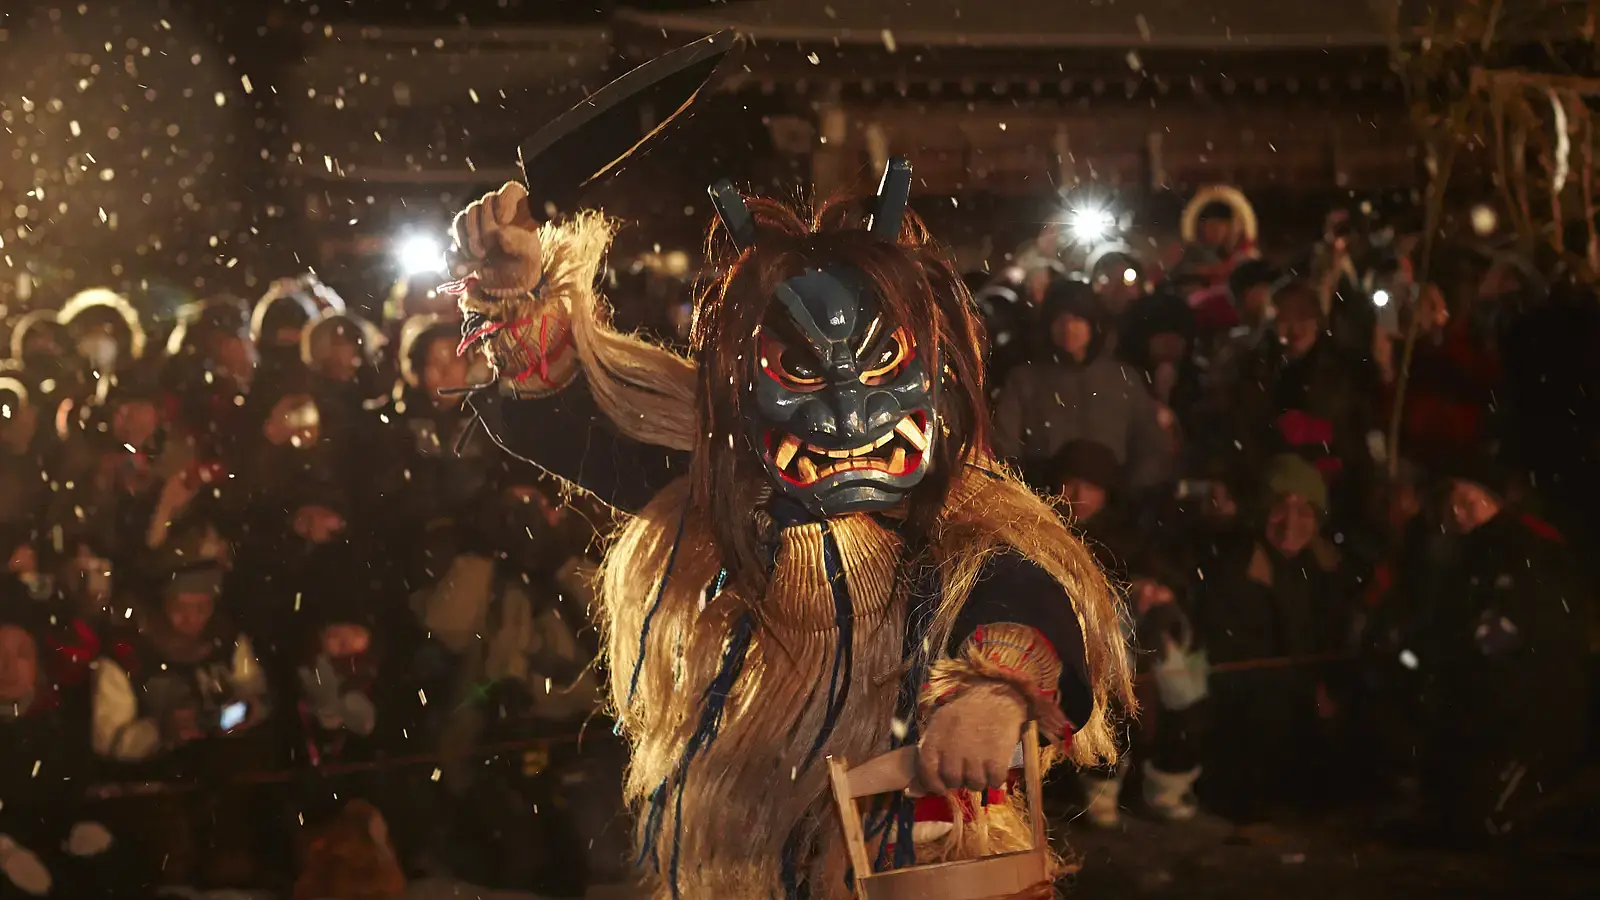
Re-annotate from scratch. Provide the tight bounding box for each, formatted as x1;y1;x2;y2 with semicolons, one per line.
1372;289;1391;308
1067;205;1115;245
1122;267;1138;286
1470;203;1498;237
397;234;446;276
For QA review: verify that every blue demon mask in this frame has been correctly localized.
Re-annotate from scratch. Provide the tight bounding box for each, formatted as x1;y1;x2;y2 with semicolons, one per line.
710;158;936;518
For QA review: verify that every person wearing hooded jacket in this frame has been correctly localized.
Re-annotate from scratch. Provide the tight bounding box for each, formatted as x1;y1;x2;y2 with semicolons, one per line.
250;275;335;400
371;314;489;529
7;313;95;418
0;374;50;570
0;579;124;898
992;277;1173;491
56;290;147;383
90;561;272;889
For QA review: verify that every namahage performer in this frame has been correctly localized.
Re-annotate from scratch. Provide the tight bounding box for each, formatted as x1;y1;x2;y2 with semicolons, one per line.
445;158;1133;899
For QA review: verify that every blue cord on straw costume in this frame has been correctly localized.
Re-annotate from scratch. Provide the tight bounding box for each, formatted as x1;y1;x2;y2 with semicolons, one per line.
624;507;747;900
665;610;755;897
625;506;689;708
803;522;854;769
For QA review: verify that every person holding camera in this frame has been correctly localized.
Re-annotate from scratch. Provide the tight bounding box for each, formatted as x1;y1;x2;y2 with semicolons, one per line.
90;562;272;888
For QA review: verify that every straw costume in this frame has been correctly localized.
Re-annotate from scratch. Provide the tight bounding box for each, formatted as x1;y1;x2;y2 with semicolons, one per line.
446;160;1133;900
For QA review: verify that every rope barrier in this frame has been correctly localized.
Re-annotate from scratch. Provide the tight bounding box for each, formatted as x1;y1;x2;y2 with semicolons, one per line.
83;650;1357;799
1130;650;1356;685
86;732;586;799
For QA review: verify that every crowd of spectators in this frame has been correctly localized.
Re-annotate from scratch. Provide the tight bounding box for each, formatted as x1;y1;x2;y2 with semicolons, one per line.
0;277;625;897
977;201;1599;845
0;194;1595;898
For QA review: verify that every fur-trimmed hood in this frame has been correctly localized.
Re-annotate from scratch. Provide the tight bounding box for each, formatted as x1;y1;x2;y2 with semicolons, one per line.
300;310;384;369
7;310;70;363
58;288;147;363
252;274;347;345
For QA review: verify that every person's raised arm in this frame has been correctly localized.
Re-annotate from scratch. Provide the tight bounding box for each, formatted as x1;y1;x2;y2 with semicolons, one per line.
447;182;688;513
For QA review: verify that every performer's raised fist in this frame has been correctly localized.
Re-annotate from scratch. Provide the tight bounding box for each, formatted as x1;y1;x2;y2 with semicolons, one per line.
914;681;1030;795
449;181;544;298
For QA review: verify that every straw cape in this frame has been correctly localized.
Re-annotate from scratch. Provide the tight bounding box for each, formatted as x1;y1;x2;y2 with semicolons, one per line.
449;182;1134;900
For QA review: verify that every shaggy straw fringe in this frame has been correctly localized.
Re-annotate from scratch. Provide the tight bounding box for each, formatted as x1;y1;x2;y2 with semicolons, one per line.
599;470;1127;898
545;214;1134;898
924;465;1134;769
909;782;1065;879
603;492;910;898
539;212;698;451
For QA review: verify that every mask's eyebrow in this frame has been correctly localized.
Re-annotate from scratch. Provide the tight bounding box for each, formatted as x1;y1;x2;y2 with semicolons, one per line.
852;314;884;358
773;282;831;359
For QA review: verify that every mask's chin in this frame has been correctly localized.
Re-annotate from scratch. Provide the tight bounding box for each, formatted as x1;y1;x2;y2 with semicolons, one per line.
757;410;933;517
808;479;917;517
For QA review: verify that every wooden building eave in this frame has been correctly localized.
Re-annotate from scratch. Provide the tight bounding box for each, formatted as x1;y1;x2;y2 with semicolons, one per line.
613;5;1413;51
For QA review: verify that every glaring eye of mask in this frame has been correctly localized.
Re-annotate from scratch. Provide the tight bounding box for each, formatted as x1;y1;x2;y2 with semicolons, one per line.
747;266;936;517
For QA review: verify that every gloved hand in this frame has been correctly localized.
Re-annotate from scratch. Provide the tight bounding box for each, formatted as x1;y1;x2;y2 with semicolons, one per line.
66;821;114;857
450;182;575;393
340;691;378;737
914;681;1029;795
450;181;544;298
0;834;52;896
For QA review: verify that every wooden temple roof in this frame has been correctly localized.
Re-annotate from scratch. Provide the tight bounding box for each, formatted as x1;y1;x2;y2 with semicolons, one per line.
616;0;1424;50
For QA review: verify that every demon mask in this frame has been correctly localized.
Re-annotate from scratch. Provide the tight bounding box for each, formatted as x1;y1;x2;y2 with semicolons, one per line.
711;159;937;517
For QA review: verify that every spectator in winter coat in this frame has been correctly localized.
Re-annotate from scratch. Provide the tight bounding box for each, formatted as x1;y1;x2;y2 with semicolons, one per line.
1294;208;1370;364
39;540;125;728
1;580;121;897
226;483;398;702
91;561;272;888
993;278;1173;490
251;275;345;400
415;476;617;893
1129;550;1208;824
371;315;488;532
1046;439;1141;579
57;290;147;382
92;563;268;764
1373;283;1501;470
1202;260;1279;388
7;314;96;416
1197;454;1344;832
295;601;381;766
1417;456;1590;841
0;374;49;556
302;312;387;420
163;296;257;468
1118;287;1201;438
1229;281;1376;521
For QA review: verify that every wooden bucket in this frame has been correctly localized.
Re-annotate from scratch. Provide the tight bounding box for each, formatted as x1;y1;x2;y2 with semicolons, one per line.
827;723;1053;900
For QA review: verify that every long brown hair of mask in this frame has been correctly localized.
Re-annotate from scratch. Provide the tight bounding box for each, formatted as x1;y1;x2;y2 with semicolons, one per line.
689;193;990;584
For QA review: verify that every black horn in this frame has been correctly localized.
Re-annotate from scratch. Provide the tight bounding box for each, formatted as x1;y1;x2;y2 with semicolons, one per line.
708;179;758;251
868;157;913;240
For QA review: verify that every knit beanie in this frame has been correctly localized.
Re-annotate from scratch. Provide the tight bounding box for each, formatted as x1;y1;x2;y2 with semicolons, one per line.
1038;276;1100;330
1264;453;1328;511
1435;451;1516;501
163;561;225;601
1048;439;1122;493
1227;259;1280;303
